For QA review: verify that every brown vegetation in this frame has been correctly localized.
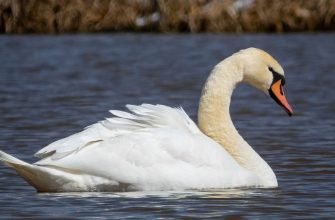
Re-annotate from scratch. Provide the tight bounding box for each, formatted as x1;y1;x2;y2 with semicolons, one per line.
1;0;335;33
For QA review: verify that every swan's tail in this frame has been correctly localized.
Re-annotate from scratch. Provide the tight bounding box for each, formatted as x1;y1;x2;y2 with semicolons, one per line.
0;150;113;192
0;150;70;192
0;150;30;166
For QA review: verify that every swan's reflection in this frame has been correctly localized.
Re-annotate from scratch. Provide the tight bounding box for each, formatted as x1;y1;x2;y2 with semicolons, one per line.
39;188;278;199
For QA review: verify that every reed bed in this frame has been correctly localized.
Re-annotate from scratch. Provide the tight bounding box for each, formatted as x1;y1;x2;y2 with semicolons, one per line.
1;0;334;33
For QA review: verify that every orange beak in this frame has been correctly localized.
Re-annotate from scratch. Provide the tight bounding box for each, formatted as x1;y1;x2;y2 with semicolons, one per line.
269;80;293;116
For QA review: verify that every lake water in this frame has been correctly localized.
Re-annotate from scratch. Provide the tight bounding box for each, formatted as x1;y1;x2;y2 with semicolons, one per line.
0;34;334;219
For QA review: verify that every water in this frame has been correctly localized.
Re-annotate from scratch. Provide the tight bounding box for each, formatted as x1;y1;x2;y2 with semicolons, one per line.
0;34;334;219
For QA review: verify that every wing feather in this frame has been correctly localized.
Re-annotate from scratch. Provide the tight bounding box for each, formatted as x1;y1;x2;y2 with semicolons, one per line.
35;104;200;160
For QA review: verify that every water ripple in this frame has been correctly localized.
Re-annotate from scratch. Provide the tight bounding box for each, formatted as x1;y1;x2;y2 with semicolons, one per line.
0;33;334;218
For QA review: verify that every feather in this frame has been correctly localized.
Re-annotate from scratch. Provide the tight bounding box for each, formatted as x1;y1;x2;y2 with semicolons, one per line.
34;104;200;160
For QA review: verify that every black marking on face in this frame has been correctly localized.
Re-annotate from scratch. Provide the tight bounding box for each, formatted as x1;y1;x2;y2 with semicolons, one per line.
268;67;285;86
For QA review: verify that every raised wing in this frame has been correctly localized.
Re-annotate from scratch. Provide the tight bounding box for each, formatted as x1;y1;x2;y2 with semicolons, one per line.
35;104;200;160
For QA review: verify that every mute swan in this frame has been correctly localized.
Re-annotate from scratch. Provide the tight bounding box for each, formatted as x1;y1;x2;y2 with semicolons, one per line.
0;48;293;192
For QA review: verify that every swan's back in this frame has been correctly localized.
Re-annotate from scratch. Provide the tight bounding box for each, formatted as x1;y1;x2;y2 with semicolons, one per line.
35;104;200;160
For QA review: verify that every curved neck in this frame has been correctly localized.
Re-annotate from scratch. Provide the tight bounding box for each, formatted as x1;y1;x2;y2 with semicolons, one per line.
198;57;277;187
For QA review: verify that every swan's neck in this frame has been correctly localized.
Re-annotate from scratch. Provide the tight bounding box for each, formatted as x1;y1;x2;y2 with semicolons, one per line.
198;57;277;187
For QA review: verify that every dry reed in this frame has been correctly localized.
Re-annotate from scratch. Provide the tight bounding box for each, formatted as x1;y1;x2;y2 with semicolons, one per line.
0;0;334;33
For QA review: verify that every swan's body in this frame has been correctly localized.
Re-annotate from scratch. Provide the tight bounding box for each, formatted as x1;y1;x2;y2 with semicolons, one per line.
0;48;293;192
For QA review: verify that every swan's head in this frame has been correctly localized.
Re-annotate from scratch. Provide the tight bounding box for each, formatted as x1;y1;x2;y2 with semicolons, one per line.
239;48;293;116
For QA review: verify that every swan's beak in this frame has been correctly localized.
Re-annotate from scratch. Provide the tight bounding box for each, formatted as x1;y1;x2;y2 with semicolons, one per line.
269;79;293;116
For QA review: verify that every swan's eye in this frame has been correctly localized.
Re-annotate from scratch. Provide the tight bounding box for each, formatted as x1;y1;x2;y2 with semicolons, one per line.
268;67;274;72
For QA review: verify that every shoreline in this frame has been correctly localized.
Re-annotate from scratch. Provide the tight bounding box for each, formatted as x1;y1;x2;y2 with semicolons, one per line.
1;0;334;34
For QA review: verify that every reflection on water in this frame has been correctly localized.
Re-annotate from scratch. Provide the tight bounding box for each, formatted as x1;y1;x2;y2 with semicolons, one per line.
0;34;335;218
40;188;264;199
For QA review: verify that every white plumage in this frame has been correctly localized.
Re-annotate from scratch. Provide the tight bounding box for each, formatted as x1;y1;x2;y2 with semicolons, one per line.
0;48;292;192
1;104;257;192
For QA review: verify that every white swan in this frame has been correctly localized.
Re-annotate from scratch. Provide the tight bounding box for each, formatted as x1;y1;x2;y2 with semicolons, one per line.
0;48;293;192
